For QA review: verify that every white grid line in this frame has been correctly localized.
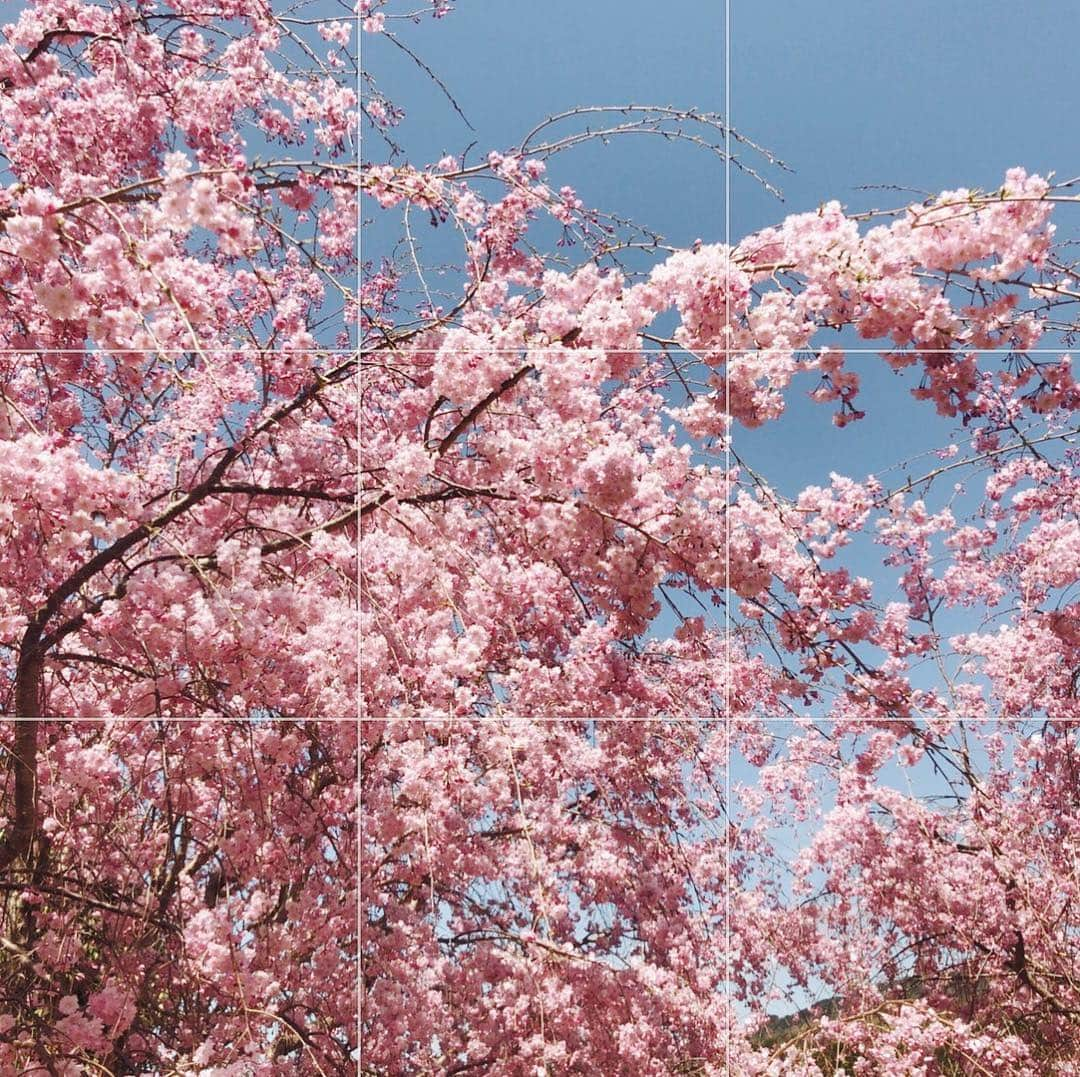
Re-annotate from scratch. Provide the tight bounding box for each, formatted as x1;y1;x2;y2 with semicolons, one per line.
723;1;734;1071
0;349;357;353
358;347;1080;353
357;716;1080;721
358;720;371;1074
357;9;368;1075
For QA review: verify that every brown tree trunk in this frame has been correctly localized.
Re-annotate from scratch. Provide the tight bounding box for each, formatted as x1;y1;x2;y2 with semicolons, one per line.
0;717;38;872
14;645;42;718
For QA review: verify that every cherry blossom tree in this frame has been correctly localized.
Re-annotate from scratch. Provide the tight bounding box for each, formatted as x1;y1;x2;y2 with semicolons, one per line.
0;0;360;1069
0;0;358;719
361;4;1080;1074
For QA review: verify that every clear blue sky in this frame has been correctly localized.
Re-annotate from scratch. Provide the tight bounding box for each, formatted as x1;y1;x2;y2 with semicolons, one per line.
732;1;1080;238
362;2;1079;713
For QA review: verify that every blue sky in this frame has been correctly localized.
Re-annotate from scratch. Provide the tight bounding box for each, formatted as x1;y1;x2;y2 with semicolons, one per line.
732;1;1080;237
361;0;723;257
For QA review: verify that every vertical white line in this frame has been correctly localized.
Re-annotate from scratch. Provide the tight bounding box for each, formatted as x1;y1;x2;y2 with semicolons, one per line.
356;9;364;727
355;9;364;1073
724;0;732;714
357;717;363;1070
723;2;733;1074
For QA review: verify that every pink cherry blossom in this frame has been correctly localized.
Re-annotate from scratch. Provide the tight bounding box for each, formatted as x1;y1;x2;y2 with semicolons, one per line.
362;8;1080;1074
